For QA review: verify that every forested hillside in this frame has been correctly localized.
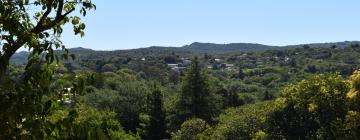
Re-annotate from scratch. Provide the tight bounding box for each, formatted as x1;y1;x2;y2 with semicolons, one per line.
10;41;360;64
6;40;360;139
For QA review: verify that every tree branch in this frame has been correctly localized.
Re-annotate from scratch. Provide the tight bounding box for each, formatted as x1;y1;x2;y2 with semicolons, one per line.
0;18;4;25
32;1;75;34
56;0;64;18
0;0;84;74
36;1;54;29
1;1;55;65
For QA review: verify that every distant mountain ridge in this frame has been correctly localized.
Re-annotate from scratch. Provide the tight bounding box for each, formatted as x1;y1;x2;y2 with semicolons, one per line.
181;42;277;53
285;41;360;49
140;41;360;54
10;41;360;64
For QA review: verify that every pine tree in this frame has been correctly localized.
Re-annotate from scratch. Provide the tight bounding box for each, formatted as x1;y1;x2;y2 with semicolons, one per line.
228;91;243;107
238;68;245;80
263;90;274;101
173;57;214;128
147;85;166;140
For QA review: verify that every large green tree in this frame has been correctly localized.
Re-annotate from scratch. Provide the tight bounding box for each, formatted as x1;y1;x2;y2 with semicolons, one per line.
0;0;94;73
146;85;167;140
267;74;349;139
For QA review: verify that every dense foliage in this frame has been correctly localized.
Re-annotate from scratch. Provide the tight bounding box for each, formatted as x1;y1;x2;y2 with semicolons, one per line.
267;74;349;139
5;42;360;139
0;0;139;139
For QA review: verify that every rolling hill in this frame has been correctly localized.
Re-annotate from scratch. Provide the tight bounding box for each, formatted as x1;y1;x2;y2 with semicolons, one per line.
10;41;360;64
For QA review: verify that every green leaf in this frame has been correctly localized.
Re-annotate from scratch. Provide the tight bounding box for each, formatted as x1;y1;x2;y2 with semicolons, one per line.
72;16;80;25
80;31;85;37
79;23;86;30
23;0;29;5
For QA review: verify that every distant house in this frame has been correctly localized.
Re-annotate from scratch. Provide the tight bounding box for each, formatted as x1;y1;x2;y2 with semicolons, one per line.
167;63;187;73
224;64;235;70
183;60;192;66
167;64;179;68
208;62;236;70
215;59;222;63
218;63;236;70
285;57;290;61
167;58;192;73
172;67;186;73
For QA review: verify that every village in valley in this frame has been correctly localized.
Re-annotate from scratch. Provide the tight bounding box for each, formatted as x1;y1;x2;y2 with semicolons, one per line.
167;58;236;73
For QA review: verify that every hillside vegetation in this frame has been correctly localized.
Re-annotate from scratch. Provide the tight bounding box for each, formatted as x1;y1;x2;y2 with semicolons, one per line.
5;40;360;139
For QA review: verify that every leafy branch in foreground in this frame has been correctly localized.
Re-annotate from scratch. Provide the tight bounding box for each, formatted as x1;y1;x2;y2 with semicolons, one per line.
0;0;96;139
0;0;95;74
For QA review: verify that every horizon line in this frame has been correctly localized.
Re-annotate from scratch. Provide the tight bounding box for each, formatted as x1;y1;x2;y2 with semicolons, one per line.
66;40;360;51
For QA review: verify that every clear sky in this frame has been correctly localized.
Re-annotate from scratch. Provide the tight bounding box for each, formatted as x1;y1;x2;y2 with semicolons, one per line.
61;0;360;50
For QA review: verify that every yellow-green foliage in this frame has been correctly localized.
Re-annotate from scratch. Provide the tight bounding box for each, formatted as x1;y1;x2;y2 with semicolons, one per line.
205;101;276;140
116;69;138;81
172;118;210;140
348;70;360;111
47;105;139;140
280;74;349;115
346;70;360;138
268;73;349;139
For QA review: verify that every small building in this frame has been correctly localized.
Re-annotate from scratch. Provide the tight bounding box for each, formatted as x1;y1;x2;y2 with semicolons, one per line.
172;67;186;73
225;64;235;70
167;64;179;69
183;60;192;66
285;57;290;61
219;63;236;70
215;59;222;63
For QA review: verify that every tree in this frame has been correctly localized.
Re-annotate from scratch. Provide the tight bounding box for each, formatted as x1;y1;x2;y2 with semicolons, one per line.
0;0;95;138
171;57;215;130
47;105;139;140
102;63;117;72
303;45;310;49
237;68;245;80
217;87;243;108
146;85;167;140
331;45;337;49
204;53;211;60
306;65;318;73
262;90;274;101
86;72;105;88
351;43;360;51
164;56;177;64
84;79;149;133
171;118;209;140
0;0;95;74
207;102;276;140
267;74;349;139
169;70;180;84
346;70;360;138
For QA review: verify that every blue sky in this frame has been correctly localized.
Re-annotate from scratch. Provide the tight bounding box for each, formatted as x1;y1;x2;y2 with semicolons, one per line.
61;0;360;50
